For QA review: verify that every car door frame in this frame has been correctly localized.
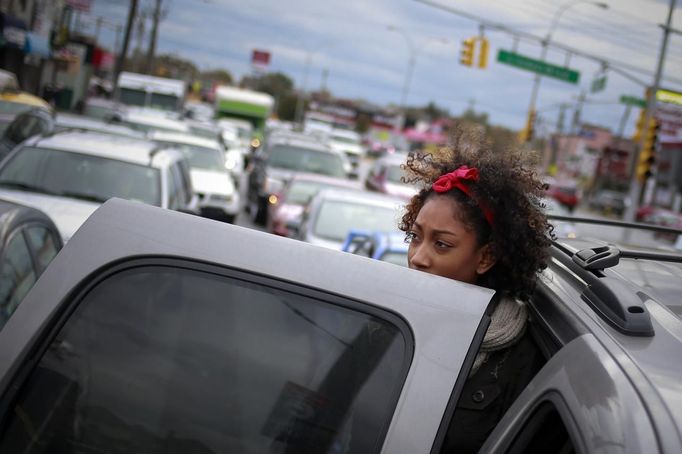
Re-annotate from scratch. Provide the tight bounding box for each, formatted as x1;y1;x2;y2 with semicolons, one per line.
0;199;498;453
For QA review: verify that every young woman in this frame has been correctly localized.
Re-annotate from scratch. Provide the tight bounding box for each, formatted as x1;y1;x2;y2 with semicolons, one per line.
399;127;553;452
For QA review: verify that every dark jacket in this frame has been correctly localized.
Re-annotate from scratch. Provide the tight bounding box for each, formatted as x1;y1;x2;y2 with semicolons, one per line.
442;327;545;453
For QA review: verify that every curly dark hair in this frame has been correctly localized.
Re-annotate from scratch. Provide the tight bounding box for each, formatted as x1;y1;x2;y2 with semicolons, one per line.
399;125;553;302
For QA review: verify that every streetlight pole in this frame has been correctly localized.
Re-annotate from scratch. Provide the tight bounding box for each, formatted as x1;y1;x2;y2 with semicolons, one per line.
294;45;329;127
525;0;608;136
387;25;448;131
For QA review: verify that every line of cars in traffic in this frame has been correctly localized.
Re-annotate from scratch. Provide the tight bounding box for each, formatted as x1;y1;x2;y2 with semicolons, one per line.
0;88;257;329
1;83;682;450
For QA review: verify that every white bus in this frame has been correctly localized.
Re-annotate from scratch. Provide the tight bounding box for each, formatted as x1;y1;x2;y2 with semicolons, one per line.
116;72;185;112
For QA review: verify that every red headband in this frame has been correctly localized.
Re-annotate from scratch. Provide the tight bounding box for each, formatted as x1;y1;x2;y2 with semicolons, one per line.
432;165;494;226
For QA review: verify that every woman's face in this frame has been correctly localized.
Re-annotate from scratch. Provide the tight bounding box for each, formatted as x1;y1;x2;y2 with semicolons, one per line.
407;194;495;284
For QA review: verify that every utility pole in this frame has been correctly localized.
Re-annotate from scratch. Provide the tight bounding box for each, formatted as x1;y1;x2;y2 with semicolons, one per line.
624;0;676;224
113;0;138;95
146;0;163;75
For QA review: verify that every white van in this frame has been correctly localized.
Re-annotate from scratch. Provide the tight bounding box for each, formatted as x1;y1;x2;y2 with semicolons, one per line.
117;72;185;112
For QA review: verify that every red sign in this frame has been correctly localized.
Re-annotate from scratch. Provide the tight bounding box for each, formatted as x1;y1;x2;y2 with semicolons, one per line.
251;49;271;67
67;0;91;12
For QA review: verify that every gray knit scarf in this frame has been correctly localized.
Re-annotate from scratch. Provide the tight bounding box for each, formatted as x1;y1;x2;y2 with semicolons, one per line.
469;297;528;377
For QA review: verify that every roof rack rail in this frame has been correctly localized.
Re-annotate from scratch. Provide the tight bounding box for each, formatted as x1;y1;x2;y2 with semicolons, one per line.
548;214;682;236
551;244;654;337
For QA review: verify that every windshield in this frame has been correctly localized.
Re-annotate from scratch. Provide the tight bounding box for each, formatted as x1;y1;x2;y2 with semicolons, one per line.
0;101;32;116
0;146;161;206
150;93;179;111
268;145;345;178
159;142;224;171
386;165;404;184
119;88;147;107
313;200;399;242
286;180;328;205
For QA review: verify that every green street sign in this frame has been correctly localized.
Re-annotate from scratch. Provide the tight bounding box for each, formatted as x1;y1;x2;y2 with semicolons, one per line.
619;95;646;108
591;75;607;93
497;50;580;84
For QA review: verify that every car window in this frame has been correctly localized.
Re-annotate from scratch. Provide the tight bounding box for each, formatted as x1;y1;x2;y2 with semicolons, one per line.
386;165;404;184
267;144;346;178
314;200;400;242
0;147;162;206
159;143;224;172
502;402;577;454
0;232;36;331
0;265;409;453
25;225;60;273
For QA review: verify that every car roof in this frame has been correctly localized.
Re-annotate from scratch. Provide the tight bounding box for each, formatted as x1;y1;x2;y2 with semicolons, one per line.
0;197;59;240
55;113;144;138
550;235;682;430
121;110;189;132
27;130;182;168
150;131;222;150
267;133;331;152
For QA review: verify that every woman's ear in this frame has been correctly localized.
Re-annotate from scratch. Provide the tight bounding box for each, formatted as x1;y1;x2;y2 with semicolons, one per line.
476;243;497;275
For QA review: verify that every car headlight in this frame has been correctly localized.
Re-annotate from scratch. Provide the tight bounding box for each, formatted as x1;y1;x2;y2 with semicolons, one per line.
225;156;237;170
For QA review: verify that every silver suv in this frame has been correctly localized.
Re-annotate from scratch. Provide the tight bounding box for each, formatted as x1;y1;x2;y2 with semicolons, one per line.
0;201;681;453
0;130;198;241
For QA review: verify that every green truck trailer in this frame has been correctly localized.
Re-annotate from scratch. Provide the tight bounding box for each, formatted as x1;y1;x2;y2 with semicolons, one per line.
214;85;274;139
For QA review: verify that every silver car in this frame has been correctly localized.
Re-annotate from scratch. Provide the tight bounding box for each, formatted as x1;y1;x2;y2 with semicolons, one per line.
0;200;680;452
297;188;405;250
0;130;198;241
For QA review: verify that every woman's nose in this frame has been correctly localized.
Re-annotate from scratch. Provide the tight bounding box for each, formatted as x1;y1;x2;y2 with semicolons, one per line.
408;243;429;270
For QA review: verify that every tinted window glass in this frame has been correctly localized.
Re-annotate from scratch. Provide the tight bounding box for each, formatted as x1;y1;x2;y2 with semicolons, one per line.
0;266;408;453
25;226;60;272
150;93;179;111
314;200;400;242
268;145;345;178
118;88;147;107
0;233;36;331
0;147;161;206
504;402;576;454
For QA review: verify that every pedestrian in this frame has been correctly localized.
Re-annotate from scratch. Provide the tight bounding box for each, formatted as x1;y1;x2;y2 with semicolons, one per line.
399;125;553;452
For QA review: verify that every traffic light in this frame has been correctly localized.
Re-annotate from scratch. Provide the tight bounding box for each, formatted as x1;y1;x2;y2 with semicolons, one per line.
519;109;537;143
460;38;475;66
478;37;489;69
636;118;659;183
632;109;647;143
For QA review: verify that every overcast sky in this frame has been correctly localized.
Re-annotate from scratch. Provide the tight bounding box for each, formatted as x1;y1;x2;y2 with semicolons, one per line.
85;0;682;135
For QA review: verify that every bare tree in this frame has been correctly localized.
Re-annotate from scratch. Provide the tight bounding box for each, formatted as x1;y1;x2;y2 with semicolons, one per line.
145;0;170;75
113;0;139;94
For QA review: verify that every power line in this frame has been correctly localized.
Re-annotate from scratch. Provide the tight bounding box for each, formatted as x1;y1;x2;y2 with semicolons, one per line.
414;0;682;88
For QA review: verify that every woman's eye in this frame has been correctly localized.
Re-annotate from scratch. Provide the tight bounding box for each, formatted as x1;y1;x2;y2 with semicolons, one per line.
435;241;451;249
405;232;418;243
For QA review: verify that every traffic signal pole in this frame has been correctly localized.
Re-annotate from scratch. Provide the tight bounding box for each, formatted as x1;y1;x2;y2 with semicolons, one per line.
623;0;676;225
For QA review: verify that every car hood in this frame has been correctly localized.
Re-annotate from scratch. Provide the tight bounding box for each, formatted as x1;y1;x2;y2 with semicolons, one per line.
266;167;297;183
0;189;99;242
190;169;235;195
